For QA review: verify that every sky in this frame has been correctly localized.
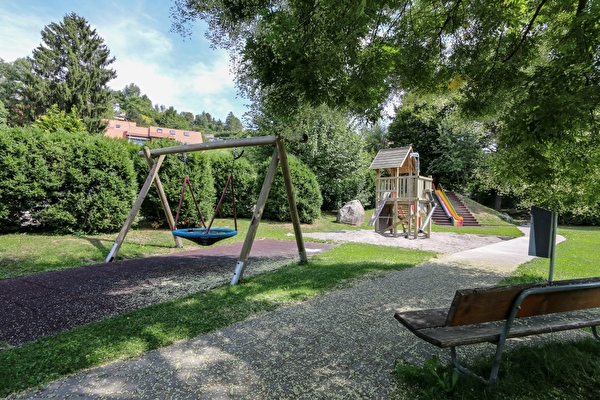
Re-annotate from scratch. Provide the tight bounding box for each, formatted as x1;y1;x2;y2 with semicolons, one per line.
0;0;249;123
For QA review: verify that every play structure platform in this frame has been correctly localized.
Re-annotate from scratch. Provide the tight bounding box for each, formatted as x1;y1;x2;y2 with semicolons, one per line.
368;147;435;239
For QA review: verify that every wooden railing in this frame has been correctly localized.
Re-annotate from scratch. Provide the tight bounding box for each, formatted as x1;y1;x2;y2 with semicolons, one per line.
375;176;433;203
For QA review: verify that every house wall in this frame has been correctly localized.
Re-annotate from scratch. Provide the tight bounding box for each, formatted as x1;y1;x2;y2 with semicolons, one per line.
104;119;203;145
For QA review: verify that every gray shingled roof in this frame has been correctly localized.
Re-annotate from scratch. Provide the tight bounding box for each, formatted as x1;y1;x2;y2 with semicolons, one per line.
369;146;412;170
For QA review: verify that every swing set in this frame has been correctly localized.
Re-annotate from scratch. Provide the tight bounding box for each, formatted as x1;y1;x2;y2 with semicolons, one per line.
105;135;309;285
171;150;243;246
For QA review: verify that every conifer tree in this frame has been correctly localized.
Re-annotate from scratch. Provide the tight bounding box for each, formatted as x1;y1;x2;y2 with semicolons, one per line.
28;12;116;133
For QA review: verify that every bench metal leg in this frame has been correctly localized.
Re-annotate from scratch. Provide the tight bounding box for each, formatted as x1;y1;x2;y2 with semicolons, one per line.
450;347;501;386
452;327;600;386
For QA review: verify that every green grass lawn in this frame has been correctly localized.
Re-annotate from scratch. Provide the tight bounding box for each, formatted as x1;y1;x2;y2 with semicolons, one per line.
394;226;600;400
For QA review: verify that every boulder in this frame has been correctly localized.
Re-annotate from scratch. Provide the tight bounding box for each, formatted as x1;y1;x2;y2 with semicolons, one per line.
336;200;365;226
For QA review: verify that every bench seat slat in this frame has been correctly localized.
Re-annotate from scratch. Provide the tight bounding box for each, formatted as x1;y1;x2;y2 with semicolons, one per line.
395;310;600;348
393;308;447;331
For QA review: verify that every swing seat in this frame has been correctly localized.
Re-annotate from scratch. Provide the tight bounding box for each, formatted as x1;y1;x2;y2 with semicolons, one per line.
172;228;237;246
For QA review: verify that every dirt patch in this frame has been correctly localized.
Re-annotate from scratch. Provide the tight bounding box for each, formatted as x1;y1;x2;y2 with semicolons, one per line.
303;229;508;254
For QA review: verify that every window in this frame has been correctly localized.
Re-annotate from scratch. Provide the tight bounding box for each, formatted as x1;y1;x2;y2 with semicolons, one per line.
157;128;163;133
184;131;189;136
128;137;148;145
170;130;176;135
115;124;121;129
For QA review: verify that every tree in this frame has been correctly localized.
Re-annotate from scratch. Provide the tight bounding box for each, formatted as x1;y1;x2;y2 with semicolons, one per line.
27;12;116;133
171;0;600;215
224;112;243;132
0;101;7;128
153;106;191;130
32;104;87;134
387;103;442;177
360;122;388;156
0;58;35;126
254;103;372;210
388;100;489;191
115;84;155;126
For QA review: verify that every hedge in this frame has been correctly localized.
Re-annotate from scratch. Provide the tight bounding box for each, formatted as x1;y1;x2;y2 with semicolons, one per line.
257;153;322;224
0;127;136;233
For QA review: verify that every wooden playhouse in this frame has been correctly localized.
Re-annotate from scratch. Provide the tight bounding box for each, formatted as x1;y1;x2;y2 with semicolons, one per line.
369;146;435;238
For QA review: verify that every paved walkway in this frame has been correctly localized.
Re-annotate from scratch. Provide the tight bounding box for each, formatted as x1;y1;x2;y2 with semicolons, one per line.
13;230;583;399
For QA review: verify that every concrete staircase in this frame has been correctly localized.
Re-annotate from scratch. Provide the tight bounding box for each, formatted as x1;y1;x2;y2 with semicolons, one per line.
431;191;481;227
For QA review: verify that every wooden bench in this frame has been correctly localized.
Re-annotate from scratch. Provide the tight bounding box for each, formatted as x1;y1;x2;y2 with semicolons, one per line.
394;277;600;385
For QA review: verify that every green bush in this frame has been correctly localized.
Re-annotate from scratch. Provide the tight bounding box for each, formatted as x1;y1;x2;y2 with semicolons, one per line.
0;127;136;233
134;140;215;228
209;149;257;219
257;154;322;223
42;134;136;233
0;127;56;231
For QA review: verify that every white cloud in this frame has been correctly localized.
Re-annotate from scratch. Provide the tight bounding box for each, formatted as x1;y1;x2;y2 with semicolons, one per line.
99;21;173;61
109;58;179;106
189;55;236;95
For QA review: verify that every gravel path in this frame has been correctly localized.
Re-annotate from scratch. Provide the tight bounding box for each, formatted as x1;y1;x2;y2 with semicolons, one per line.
13;229;582;399
303;229;507;254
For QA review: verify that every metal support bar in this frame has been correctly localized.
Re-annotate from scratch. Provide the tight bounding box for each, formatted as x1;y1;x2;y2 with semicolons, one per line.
140;134;308;158
548;211;558;282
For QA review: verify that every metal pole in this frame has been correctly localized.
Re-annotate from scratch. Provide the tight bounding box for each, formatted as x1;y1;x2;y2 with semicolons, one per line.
276;138;307;264
231;146;280;285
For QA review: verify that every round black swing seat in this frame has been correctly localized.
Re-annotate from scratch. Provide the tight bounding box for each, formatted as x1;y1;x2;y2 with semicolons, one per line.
172;228;238;246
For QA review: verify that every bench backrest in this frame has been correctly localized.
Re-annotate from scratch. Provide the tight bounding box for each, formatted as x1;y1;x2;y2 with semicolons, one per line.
445;277;600;327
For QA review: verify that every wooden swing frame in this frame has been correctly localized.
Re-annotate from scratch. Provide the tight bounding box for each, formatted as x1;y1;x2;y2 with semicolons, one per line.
105;135;309;285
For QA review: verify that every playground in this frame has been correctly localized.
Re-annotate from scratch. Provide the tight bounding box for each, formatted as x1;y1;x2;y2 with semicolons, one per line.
9;227;597;399
2;137;599;398
0;231;502;347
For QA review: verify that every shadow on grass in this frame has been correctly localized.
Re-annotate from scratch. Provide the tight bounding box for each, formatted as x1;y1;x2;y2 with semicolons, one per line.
0;244;434;397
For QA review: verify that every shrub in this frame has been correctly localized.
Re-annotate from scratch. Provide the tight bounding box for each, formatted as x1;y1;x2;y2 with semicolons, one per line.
0;127;56;231
0;127;137;233
208;149;257;219
134;140;215;228
257;154;322;223
35;133;136;233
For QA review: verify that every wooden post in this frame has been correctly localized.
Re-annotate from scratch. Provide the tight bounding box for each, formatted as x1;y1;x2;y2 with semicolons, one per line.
105;151;166;262
408;162;413;238
231;146;280;285
394;168;399;237
142;148;183;248
276;138;307;264
143;135;278;157
375;169;381;232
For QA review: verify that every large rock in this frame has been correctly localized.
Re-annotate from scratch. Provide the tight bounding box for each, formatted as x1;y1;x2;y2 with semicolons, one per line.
337;200;365;226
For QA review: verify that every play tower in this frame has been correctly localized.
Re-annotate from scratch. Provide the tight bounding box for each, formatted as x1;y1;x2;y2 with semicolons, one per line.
369;146;435;239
